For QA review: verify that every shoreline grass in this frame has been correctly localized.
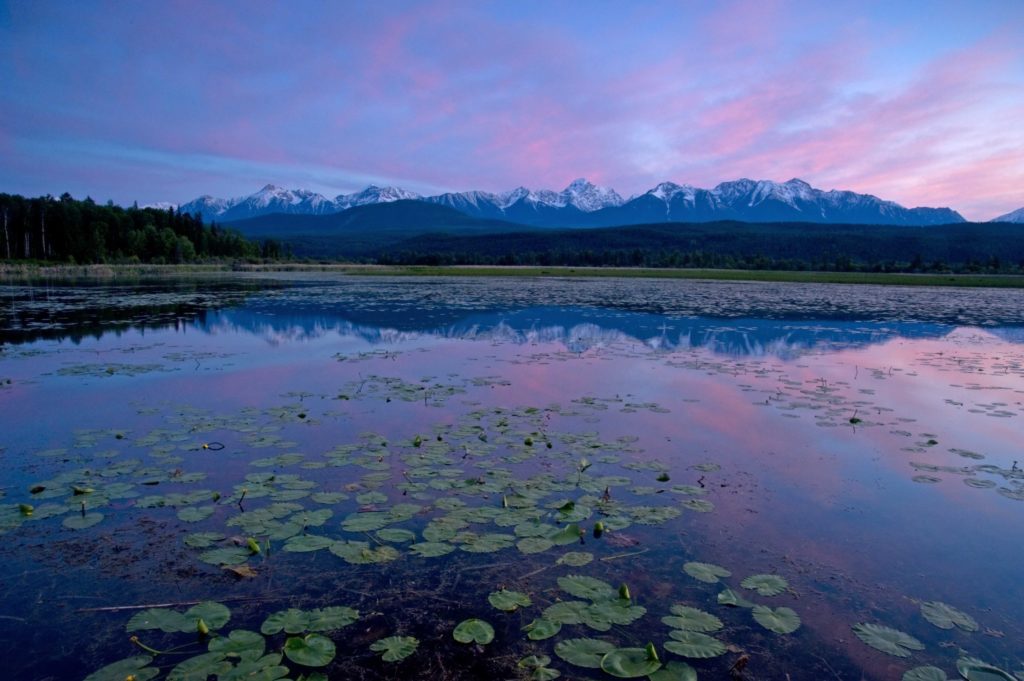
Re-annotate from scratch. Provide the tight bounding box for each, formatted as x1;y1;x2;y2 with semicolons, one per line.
2;261;1023;287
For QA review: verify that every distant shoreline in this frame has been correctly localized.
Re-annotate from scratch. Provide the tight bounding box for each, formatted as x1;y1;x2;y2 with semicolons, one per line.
2;262;1023;288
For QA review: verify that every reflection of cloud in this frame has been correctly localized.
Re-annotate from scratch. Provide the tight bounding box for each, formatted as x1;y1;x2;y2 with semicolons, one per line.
198;307;988;359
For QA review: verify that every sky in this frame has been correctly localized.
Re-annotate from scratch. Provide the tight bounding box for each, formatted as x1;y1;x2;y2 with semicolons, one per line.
1;0;1022;220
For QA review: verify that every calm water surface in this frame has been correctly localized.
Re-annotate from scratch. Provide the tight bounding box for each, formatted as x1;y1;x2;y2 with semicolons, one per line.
0;275;1021;681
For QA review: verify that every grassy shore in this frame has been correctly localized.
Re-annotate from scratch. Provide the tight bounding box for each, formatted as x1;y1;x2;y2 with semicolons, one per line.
2;261;1024;287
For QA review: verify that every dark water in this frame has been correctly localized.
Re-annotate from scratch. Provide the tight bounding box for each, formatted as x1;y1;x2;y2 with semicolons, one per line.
0;275;1022;681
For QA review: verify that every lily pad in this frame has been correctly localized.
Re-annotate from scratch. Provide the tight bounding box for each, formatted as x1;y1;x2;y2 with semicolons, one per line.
543;600;590;625
178;506;215;523
488;589;532;612
682;562;731;584
199;546;251;566
903;667;948;681
262;609;310;635
554;637;615;668
956;658;1017;681
752;605;801;634
208;629;265;658
663;630;726;658
518;537;555;554
717;588;755;608
370;635;419;662
740;574;788;596
63;512;103;530
167;652;232;681
921;601;978;632
851;623;925;658
662;605;722;633
185;602;231;631
126;608;190;633
308;606;359;631
409;541;455;558
84;655;159;681
558;574;615;601
557;551;594;566
283;634;336;667
600;647;662;678
283;535;336;553
648;661;698;681
376;528;416;543
453;618;495;644
524;617;562;640
218;653;288;681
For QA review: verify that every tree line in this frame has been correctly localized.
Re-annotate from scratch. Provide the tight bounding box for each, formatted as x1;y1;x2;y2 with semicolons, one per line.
0;192;281;263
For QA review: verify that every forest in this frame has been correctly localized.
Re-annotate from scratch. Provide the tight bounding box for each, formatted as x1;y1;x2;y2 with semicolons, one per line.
0;192;268;263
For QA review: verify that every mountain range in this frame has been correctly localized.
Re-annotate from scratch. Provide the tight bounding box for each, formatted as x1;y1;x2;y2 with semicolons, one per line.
178;178;974;227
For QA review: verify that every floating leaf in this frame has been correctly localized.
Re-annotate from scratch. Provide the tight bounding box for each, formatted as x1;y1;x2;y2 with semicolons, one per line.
752;606;801;634
648;661;698;681
543;600;590;625
84;655;159;681
600;647;662;678
370;635;419;662
663;631;726;658
717;588;755;608
851;623;925;658
921;601;978;632
262;609;310;635
524;617;562;640
63;512;103;530
740;574;788;596
682;562;731;584
548;523;583;545
557;551;593;566
558;574;615;601
167;652;232;681
554;637;615;668
218;653;288;681
460;533;516;553
283;634;336;667
903;667;948;681
453;618;494;644
126;608;190;633
956;658;1016;681
518;537;555;554
184;532;225;548
308;606;359;631
409;541;455;558
283;535;336;553
178;506;215;523
376;528;416;543
199;546;251;566
489;589;532;612
208;629;265;658
185;602;231;631
531;667;561;681
662;606;723;633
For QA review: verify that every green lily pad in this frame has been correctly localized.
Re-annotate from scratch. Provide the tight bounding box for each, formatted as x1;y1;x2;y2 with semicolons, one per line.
851;623;925;658
518;537;555;554
283;634;336;667
548;523;583;545
648;660;698;681
84;655;159;681
409;541;455;558
682;562;731;584
460;533;515;553
543;600;590;625
752;605;801;634
556;551;593;566
921;601;978;632
524;617;562;640
376;528;416;543
531;668;561;681
184;532;225;548
903;667;948;681
554;637;615;668
63;512;103;530
519;654;552;669
488;589;532;612
308;606;359;631
178;506;215;523
341;512;392;532
126;608;190;633
956;658;1016;681
219;653;288;681
329;540;399;564
740;574;788;596
283;535;336;552
185;602;231;630
717;588;755;608
662;605;722;633
208;629;265;658
663;631;726;658
262;609;310;635
558;574;615;601
600;647;662;678
198;546;251;566
370;635;419;662
167;652;232;681
453;618;494;644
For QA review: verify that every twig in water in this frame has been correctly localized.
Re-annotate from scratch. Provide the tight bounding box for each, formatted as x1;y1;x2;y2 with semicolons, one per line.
601;548;650;562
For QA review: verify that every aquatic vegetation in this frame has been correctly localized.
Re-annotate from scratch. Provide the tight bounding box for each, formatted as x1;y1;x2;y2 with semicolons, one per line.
554;637;615;668
740;573;788;596
682;561;731;583
83;656;159;681
283;634;336;667
663;630;727;658
126;602;230;634
956;657;1017;681
453;618;495;644
751;605;801;634
661;605;723;633
648;660;698;681
600;645;662;678
488;588;532;612
903;667;949;681
851;623;925;658
370;635;419;662
920;601;979;632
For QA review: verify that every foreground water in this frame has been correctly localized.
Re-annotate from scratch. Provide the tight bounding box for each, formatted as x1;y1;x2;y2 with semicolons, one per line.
1;274;1021;681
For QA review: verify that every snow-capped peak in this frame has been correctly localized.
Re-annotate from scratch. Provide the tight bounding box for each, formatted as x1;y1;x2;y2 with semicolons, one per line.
991;207;1024;223
646;182;697;203
560;178;624;212
335;185;422;209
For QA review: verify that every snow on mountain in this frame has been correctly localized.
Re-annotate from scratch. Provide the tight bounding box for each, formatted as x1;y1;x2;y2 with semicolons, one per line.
335;185;422;210
991;207;1024;223
141;202;177;211
181;178;966;226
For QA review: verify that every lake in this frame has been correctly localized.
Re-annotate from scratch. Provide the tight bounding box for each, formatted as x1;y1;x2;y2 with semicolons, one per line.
1;274;1022;681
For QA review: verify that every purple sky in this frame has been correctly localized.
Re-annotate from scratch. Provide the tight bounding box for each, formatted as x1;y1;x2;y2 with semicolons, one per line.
2;0;1022;220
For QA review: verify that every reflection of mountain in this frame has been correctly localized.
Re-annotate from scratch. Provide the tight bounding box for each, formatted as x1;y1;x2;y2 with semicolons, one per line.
197;306;971;359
